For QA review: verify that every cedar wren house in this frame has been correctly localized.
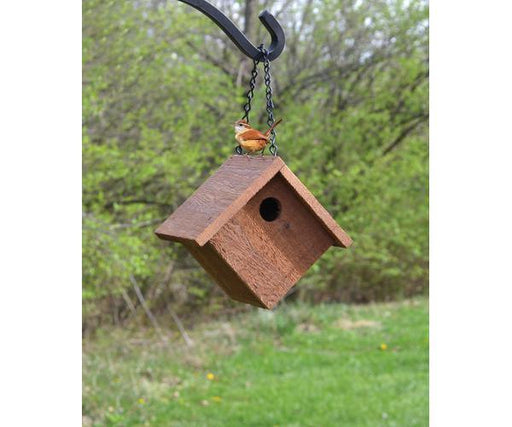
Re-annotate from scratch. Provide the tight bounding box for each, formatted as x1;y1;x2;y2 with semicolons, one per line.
155;155;352;309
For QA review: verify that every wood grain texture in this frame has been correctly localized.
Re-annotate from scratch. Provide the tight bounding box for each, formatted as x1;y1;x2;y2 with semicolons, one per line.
155;155;353;309
155;155;352;249
279;165;353;248
155;155;284;246
210;174;334;309
184;241;265;307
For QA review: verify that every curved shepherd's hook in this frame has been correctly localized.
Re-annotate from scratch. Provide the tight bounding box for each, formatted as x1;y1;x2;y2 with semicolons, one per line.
178;0;285;61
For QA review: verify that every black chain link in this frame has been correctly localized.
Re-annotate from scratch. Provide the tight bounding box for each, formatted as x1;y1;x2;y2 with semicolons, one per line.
241;58;259;122
261;47;278;156
236;58;260;154
236;45;278;156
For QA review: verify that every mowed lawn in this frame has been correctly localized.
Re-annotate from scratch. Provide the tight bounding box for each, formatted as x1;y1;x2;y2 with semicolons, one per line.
83;298;428;426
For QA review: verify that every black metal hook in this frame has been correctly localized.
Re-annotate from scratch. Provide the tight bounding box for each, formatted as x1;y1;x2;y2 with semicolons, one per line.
177;0;285;61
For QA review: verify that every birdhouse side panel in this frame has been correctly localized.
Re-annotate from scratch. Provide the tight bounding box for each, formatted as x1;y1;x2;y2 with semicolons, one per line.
210;174;334;309
183;241;265;308
210;218;301;309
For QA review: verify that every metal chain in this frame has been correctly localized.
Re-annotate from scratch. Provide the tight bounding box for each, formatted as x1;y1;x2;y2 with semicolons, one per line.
261;47;278;156
236;58;259;154
241;58;259;122
236;45;278;156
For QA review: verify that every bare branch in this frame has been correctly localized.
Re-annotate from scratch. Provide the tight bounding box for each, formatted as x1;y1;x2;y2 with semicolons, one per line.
382;114;429;155
130;275;166;341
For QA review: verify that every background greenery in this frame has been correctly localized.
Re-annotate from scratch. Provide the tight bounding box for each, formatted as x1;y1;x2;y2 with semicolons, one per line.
83;0;428;424
83;0;428;331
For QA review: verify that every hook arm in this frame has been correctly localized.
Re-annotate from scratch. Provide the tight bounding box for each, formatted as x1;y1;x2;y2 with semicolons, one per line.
177;0;285;61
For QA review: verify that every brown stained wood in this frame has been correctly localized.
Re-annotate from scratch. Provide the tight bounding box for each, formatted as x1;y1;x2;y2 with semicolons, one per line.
155;155;352;249
155;155;353;309
155;155;284;246
210;174;334;309
184;241;265;307
279;165;353;248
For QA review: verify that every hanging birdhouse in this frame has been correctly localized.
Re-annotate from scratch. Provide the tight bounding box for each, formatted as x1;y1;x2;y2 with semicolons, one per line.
154;1;353;309
155;156;352;309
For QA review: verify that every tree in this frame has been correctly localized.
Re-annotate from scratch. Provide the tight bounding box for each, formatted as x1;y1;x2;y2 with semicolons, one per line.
83;0;429;329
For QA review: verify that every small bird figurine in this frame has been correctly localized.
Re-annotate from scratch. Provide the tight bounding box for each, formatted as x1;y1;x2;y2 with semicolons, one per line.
234;118;283;154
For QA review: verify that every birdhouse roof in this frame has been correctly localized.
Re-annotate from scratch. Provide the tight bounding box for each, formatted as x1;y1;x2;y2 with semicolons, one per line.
155;156;352;248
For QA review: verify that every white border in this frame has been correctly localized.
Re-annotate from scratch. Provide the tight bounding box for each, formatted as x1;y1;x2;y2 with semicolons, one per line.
0;1;82;424
1;0;512;424
431;0;512;425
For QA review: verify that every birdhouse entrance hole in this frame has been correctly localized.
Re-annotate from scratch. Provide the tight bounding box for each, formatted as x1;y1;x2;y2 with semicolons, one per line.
259;197;281;222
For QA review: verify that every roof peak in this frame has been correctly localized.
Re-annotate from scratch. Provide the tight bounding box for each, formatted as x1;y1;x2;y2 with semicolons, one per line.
155;155;351;248
156;156;284;246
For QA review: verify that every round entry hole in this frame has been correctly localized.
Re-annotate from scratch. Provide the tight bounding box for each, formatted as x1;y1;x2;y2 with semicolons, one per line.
259;197;281;222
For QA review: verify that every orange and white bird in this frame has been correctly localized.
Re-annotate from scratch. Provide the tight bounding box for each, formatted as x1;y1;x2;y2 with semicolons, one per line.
234;118;282;154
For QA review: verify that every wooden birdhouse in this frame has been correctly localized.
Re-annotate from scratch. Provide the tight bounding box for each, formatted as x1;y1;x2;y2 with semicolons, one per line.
155;156;352;309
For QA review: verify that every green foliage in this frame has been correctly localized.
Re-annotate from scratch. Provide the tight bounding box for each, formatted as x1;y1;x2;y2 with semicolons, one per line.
82;298;429;425
83;0;429;327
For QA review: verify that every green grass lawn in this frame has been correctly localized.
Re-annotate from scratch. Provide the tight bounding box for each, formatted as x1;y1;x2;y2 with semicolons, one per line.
83;298;428;426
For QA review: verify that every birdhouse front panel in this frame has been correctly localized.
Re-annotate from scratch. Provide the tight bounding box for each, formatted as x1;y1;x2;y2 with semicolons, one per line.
209;174;334;308
155;156;352;309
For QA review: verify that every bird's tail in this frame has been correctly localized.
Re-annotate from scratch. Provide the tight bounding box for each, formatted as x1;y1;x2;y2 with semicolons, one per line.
264;118;283;136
